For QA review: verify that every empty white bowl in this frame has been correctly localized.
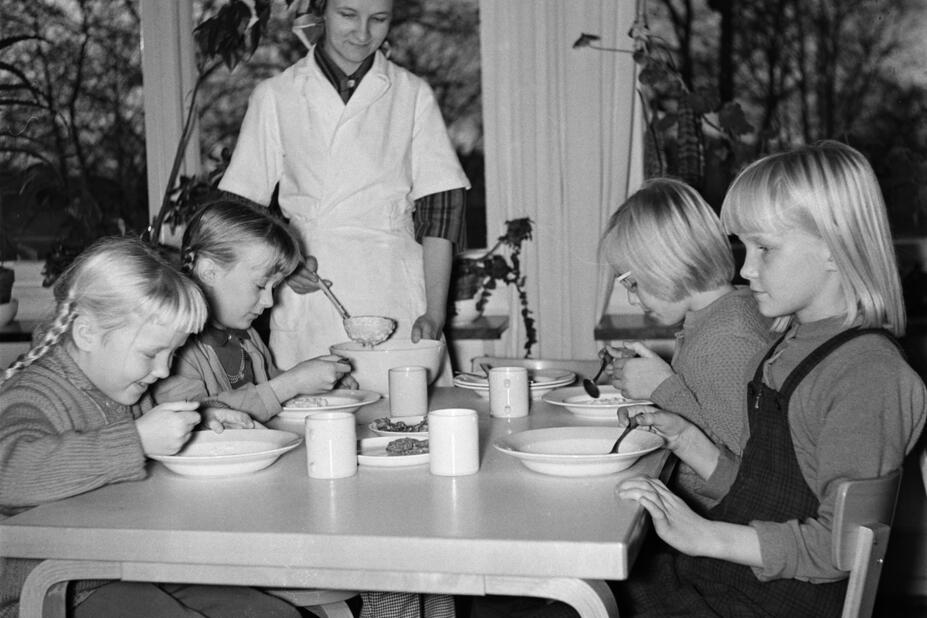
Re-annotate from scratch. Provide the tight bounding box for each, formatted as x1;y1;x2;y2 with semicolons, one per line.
330;339;445;396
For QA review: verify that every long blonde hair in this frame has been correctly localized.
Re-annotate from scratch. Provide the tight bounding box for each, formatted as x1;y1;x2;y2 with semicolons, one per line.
600;177;734;302
2;237;208;383
721;141;904;335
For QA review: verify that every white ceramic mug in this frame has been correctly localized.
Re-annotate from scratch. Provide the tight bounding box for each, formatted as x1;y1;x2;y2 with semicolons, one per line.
305;411;357;479
488;366;529;418
428;408;479;476
388;365;429;417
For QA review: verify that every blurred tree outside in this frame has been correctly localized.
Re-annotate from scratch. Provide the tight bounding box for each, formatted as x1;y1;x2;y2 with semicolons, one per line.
0;0;146;273
631;0;927;316
616;0;927;237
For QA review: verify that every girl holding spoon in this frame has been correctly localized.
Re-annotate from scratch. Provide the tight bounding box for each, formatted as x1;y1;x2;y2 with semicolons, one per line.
600;178;773;511
153;201;356;422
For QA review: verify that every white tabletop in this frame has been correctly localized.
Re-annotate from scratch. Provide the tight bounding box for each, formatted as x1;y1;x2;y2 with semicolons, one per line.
0;387;670;618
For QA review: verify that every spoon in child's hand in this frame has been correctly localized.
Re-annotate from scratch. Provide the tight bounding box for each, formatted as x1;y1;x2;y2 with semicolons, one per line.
609;414;639;454
583;351;612;398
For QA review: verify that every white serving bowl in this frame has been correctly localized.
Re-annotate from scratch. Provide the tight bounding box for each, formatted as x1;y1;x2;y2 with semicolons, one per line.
330;338;445;396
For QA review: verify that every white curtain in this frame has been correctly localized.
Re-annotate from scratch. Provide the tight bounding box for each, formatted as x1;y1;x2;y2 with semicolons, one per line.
479;0;643;359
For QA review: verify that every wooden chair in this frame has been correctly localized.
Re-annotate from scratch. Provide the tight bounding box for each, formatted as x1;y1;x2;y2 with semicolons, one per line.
920;448;927;496
470;356;605;382
832;468;903;618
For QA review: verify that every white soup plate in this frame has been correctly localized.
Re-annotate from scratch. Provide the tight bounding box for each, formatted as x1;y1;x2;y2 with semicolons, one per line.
151;429;301;478
493;425;663;477
542;385;652;418
280;389;380;418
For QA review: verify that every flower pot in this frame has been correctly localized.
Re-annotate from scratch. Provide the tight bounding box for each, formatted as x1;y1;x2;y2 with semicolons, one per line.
451;296;483;325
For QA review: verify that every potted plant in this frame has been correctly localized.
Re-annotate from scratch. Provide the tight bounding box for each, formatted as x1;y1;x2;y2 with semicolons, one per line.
450;217;537;357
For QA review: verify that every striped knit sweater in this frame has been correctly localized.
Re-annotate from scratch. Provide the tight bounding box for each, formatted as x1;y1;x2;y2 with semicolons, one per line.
0;343;149;617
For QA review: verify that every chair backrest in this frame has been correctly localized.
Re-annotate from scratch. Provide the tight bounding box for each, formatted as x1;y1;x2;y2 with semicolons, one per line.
920;448;927;496
470;356;604;381
832;468;902;618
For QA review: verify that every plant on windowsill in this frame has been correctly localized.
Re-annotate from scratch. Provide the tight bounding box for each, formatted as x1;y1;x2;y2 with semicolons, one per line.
450;217;537;357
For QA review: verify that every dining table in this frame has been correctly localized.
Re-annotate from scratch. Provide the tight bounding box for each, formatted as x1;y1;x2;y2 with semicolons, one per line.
0;386;672;618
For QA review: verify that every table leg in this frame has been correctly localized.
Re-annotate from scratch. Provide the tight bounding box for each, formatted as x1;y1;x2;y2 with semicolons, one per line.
484;576;617;618
19;560;120;618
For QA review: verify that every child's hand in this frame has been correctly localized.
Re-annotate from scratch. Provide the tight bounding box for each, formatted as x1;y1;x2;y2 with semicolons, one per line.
201;406;256;433
411;312;442;342
271;354;354;402
136;401;201;456
338;374;359;390
617;477;708;555
630;406;720;479
608;341;673;399
285;257;326;294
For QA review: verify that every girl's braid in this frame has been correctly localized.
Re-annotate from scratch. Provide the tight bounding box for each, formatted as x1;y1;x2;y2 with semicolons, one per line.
181;248;197;274
1;297;76;383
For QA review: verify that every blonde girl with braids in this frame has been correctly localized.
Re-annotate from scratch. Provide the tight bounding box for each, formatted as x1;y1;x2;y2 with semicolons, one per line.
0;237;301;618
153;200;356;422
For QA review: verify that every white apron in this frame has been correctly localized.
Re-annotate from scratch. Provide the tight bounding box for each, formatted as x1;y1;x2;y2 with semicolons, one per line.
220;48;469;369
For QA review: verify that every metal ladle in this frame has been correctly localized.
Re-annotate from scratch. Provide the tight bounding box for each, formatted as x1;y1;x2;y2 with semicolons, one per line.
308;272;396;347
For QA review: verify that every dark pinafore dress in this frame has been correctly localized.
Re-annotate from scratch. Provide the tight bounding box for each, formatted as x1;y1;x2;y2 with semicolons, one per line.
621;328;898;618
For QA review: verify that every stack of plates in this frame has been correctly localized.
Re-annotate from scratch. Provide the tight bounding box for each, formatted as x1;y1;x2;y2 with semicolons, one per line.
453;368;576;399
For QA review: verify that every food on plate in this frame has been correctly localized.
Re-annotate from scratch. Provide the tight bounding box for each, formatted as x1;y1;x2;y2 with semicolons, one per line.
386;437;429;456
569;395;632;405
373;416;428;433
285;395;330;408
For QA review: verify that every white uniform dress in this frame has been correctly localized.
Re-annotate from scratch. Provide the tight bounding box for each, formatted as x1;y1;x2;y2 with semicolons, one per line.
220;46;470;368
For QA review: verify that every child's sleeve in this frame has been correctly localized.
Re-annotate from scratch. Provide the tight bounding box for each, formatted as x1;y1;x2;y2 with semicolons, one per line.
0;391;146;510
153;338;282;422
650;321;768;455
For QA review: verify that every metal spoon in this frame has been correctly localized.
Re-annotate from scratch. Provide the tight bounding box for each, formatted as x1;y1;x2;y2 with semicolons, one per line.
609;414;639;454
583;352;612;398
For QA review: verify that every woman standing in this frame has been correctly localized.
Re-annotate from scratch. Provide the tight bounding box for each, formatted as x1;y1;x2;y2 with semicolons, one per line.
219;0;469;368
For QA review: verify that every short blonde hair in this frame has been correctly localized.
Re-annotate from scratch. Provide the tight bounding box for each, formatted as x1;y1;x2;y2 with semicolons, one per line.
721;140;904;335
600;178;734;301
2;237;208;382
